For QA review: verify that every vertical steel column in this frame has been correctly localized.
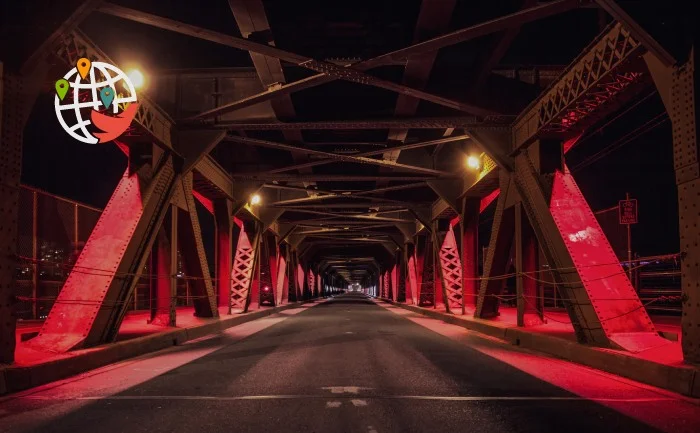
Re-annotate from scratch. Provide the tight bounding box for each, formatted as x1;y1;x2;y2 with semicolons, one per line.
515;203;544;327
178;177;218;318
668;50;700;362
248;223;262;311
405;242;418;305
461;197;480;314
476;173;516;319
275;243;287;306
31;190;38;320
214;199;233;309
149;208;176;326
0;65;24;363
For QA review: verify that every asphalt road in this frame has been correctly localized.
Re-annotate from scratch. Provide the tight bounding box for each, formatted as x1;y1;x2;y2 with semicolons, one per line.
1;293;698;433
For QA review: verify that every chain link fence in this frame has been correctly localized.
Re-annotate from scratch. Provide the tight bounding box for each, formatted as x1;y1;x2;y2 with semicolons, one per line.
15;186;194;321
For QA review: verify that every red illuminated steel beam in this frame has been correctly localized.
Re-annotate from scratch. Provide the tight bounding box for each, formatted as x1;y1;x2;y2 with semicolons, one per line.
30;160;179;353
435;223;463;313
230;220;261;313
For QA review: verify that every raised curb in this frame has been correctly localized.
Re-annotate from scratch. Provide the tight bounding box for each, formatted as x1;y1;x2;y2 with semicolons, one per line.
0;301;316;396
380;298;699;398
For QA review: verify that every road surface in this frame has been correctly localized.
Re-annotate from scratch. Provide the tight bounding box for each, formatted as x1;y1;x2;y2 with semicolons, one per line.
1;293;698;433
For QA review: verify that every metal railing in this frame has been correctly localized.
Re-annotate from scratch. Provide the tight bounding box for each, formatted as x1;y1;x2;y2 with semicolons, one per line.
14;185;194;320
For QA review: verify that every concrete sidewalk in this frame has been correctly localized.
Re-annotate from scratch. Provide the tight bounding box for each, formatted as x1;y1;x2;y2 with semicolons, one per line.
378;298;700;398
1;300;319;395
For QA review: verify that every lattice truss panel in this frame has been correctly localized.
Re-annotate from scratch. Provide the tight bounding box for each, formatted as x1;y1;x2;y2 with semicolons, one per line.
513;22;644;148
54;31;172;147
407;253;418;305
308;271;316;297
230;227;257;312
438;225;463;311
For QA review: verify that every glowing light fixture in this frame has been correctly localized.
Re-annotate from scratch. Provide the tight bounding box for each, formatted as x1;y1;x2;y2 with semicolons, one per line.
466;155;481;170
126;68;145;89
250;194;261;205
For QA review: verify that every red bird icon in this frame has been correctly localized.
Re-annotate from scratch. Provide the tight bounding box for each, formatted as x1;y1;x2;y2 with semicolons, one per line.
90;102;139;143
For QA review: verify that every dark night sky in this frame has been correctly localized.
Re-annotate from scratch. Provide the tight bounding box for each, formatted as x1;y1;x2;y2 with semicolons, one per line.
19;1;682;258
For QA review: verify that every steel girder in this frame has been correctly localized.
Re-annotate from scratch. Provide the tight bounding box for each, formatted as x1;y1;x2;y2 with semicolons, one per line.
105;0;582;120
652;49;700;362
149;209;177;326
512;22;645;151
179;173;218;317
230;220;260;313
214;200;233;308
0;67;25;363
31;157;179;353
215;118;508;131
98;3;495;118
511;152;664;351
276;244;288;306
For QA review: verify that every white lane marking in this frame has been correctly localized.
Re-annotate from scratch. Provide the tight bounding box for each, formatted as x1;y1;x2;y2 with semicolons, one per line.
368;427;378;433
17;395;677;403
351;399;368;407
321;386;371;394
326;401;342;408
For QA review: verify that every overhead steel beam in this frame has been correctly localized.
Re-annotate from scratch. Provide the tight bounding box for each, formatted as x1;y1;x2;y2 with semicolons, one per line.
97;2;495;117
380;0;457;183
227;0;316;198
264;135;469;173
224;135;454;176
472;0;536;89
163;0;585;120
232;174;442;182
511;22;645;151
213;117;508;130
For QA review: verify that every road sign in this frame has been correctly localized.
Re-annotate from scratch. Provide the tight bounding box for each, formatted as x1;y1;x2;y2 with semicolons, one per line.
619;199;638;224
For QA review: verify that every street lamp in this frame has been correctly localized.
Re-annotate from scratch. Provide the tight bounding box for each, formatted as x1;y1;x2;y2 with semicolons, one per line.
126;68;145;89
466;155;481;170
250;193;261;205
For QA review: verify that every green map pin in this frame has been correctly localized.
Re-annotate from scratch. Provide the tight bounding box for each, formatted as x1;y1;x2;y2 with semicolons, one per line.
55;79;69;100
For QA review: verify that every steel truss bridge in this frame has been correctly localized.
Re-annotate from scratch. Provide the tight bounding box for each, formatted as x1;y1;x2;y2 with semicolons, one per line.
0;0;698;368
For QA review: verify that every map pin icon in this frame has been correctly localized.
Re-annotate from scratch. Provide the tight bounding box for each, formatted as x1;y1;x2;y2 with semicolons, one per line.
77;57;91;79
55;79;69;100
100;87;115;109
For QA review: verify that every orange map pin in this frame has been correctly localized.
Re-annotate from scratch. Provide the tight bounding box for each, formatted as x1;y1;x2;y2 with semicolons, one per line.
76;58;91;79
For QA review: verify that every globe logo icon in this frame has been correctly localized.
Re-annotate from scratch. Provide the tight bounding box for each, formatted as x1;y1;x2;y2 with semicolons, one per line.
54;58;139;144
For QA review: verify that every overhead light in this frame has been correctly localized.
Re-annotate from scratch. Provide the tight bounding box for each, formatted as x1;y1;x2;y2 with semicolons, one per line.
466;155;481;170
250;194;261;205
126;68;145;89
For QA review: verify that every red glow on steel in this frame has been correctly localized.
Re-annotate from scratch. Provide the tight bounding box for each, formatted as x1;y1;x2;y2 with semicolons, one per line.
562;132;584;154
192;190;214;214
29;169;145;352
550;168;664;351
480;189;500;213
449;215;460;227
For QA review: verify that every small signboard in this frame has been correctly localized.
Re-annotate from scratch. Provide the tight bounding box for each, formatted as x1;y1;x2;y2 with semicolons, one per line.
619;199;638;224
